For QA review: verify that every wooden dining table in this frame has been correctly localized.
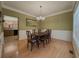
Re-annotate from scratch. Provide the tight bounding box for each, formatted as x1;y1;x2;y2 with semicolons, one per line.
32;31;48;38
31;31;49;47
26;30;50;51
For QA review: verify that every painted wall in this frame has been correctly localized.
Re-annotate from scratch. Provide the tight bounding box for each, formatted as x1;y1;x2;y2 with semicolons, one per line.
41;11;73;41
73;1;79;57
2;8;38;30
2;8;38;40
2;7;73;41
42;12;73;31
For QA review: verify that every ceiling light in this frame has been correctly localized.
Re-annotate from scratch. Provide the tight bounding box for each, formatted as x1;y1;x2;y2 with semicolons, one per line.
36;5;45;21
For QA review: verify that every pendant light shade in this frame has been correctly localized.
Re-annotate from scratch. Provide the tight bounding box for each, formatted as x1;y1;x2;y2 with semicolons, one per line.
36;16;45;20
36;5;45;21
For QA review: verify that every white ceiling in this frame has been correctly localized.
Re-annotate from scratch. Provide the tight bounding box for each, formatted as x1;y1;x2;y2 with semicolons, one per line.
2;1;74;17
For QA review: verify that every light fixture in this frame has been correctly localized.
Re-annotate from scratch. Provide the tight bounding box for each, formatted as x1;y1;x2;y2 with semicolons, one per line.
36;5;45;21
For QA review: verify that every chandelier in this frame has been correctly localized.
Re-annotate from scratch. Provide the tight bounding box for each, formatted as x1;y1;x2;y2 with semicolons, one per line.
36;5;45;21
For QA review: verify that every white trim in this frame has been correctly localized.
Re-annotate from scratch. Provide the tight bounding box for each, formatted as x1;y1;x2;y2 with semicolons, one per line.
1;2;73;18
45;9;72;17
19;30;33;40
2;2;36;17
19;30;72;42
19;30;27;40
51;30;72;42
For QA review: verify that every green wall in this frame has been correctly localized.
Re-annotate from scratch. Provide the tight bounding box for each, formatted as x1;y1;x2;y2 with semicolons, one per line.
2;7;73;31
42;11;73;31
2;8;38;30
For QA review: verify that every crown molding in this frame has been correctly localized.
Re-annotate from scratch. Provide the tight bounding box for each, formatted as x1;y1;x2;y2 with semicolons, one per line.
45;9;73;18
1;1;73;18
1;2;36;17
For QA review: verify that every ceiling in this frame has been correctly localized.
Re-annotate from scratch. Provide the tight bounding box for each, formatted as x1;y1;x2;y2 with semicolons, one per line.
2;1;74;17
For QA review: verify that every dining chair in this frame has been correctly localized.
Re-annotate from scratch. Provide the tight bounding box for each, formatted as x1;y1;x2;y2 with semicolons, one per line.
40;29;51;45
32;29;36;34
38;29;48;47
42;29;49;44
47;29;51;43
26;31;39;51
40;35;47;47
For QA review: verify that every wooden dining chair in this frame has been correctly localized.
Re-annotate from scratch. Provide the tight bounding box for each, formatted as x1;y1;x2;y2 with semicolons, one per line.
26;31;39;51
41;29;49;45
38;35;44;47
41;29;51;45
47;29;51;43
38;30;48;47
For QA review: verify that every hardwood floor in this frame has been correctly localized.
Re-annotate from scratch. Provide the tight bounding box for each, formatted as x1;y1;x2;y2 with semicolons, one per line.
17;39;75;58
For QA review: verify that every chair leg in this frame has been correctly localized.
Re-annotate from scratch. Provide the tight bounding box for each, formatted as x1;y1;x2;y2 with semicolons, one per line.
27;42;29;49
46;39;48;44
49;37;51;42
31;43;33;51
47;39;49;43
48;37;51;43
36;41;39;48
42;40;45;47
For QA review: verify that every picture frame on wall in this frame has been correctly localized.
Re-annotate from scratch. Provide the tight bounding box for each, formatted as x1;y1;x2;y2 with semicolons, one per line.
26;18;37;27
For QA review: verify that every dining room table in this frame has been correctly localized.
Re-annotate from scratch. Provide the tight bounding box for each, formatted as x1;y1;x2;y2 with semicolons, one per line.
31;31;49;47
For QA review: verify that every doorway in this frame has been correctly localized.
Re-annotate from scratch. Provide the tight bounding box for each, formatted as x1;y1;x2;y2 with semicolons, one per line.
3;15;19;57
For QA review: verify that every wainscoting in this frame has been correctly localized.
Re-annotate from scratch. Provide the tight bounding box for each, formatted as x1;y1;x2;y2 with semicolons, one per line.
19;30;72;42
19;30;27;40
51;30;72;42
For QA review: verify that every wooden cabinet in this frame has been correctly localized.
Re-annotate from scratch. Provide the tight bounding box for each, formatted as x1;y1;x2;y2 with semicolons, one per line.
4;30;18;37
4;30;13;37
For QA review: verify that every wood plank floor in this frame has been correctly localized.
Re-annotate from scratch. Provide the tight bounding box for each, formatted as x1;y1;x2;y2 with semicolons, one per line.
17;39;75;58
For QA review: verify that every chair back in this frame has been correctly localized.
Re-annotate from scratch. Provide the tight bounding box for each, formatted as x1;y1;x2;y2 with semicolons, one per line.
38;29;41;34
26;31;32;40
32;29;36;34
48;29;51;38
